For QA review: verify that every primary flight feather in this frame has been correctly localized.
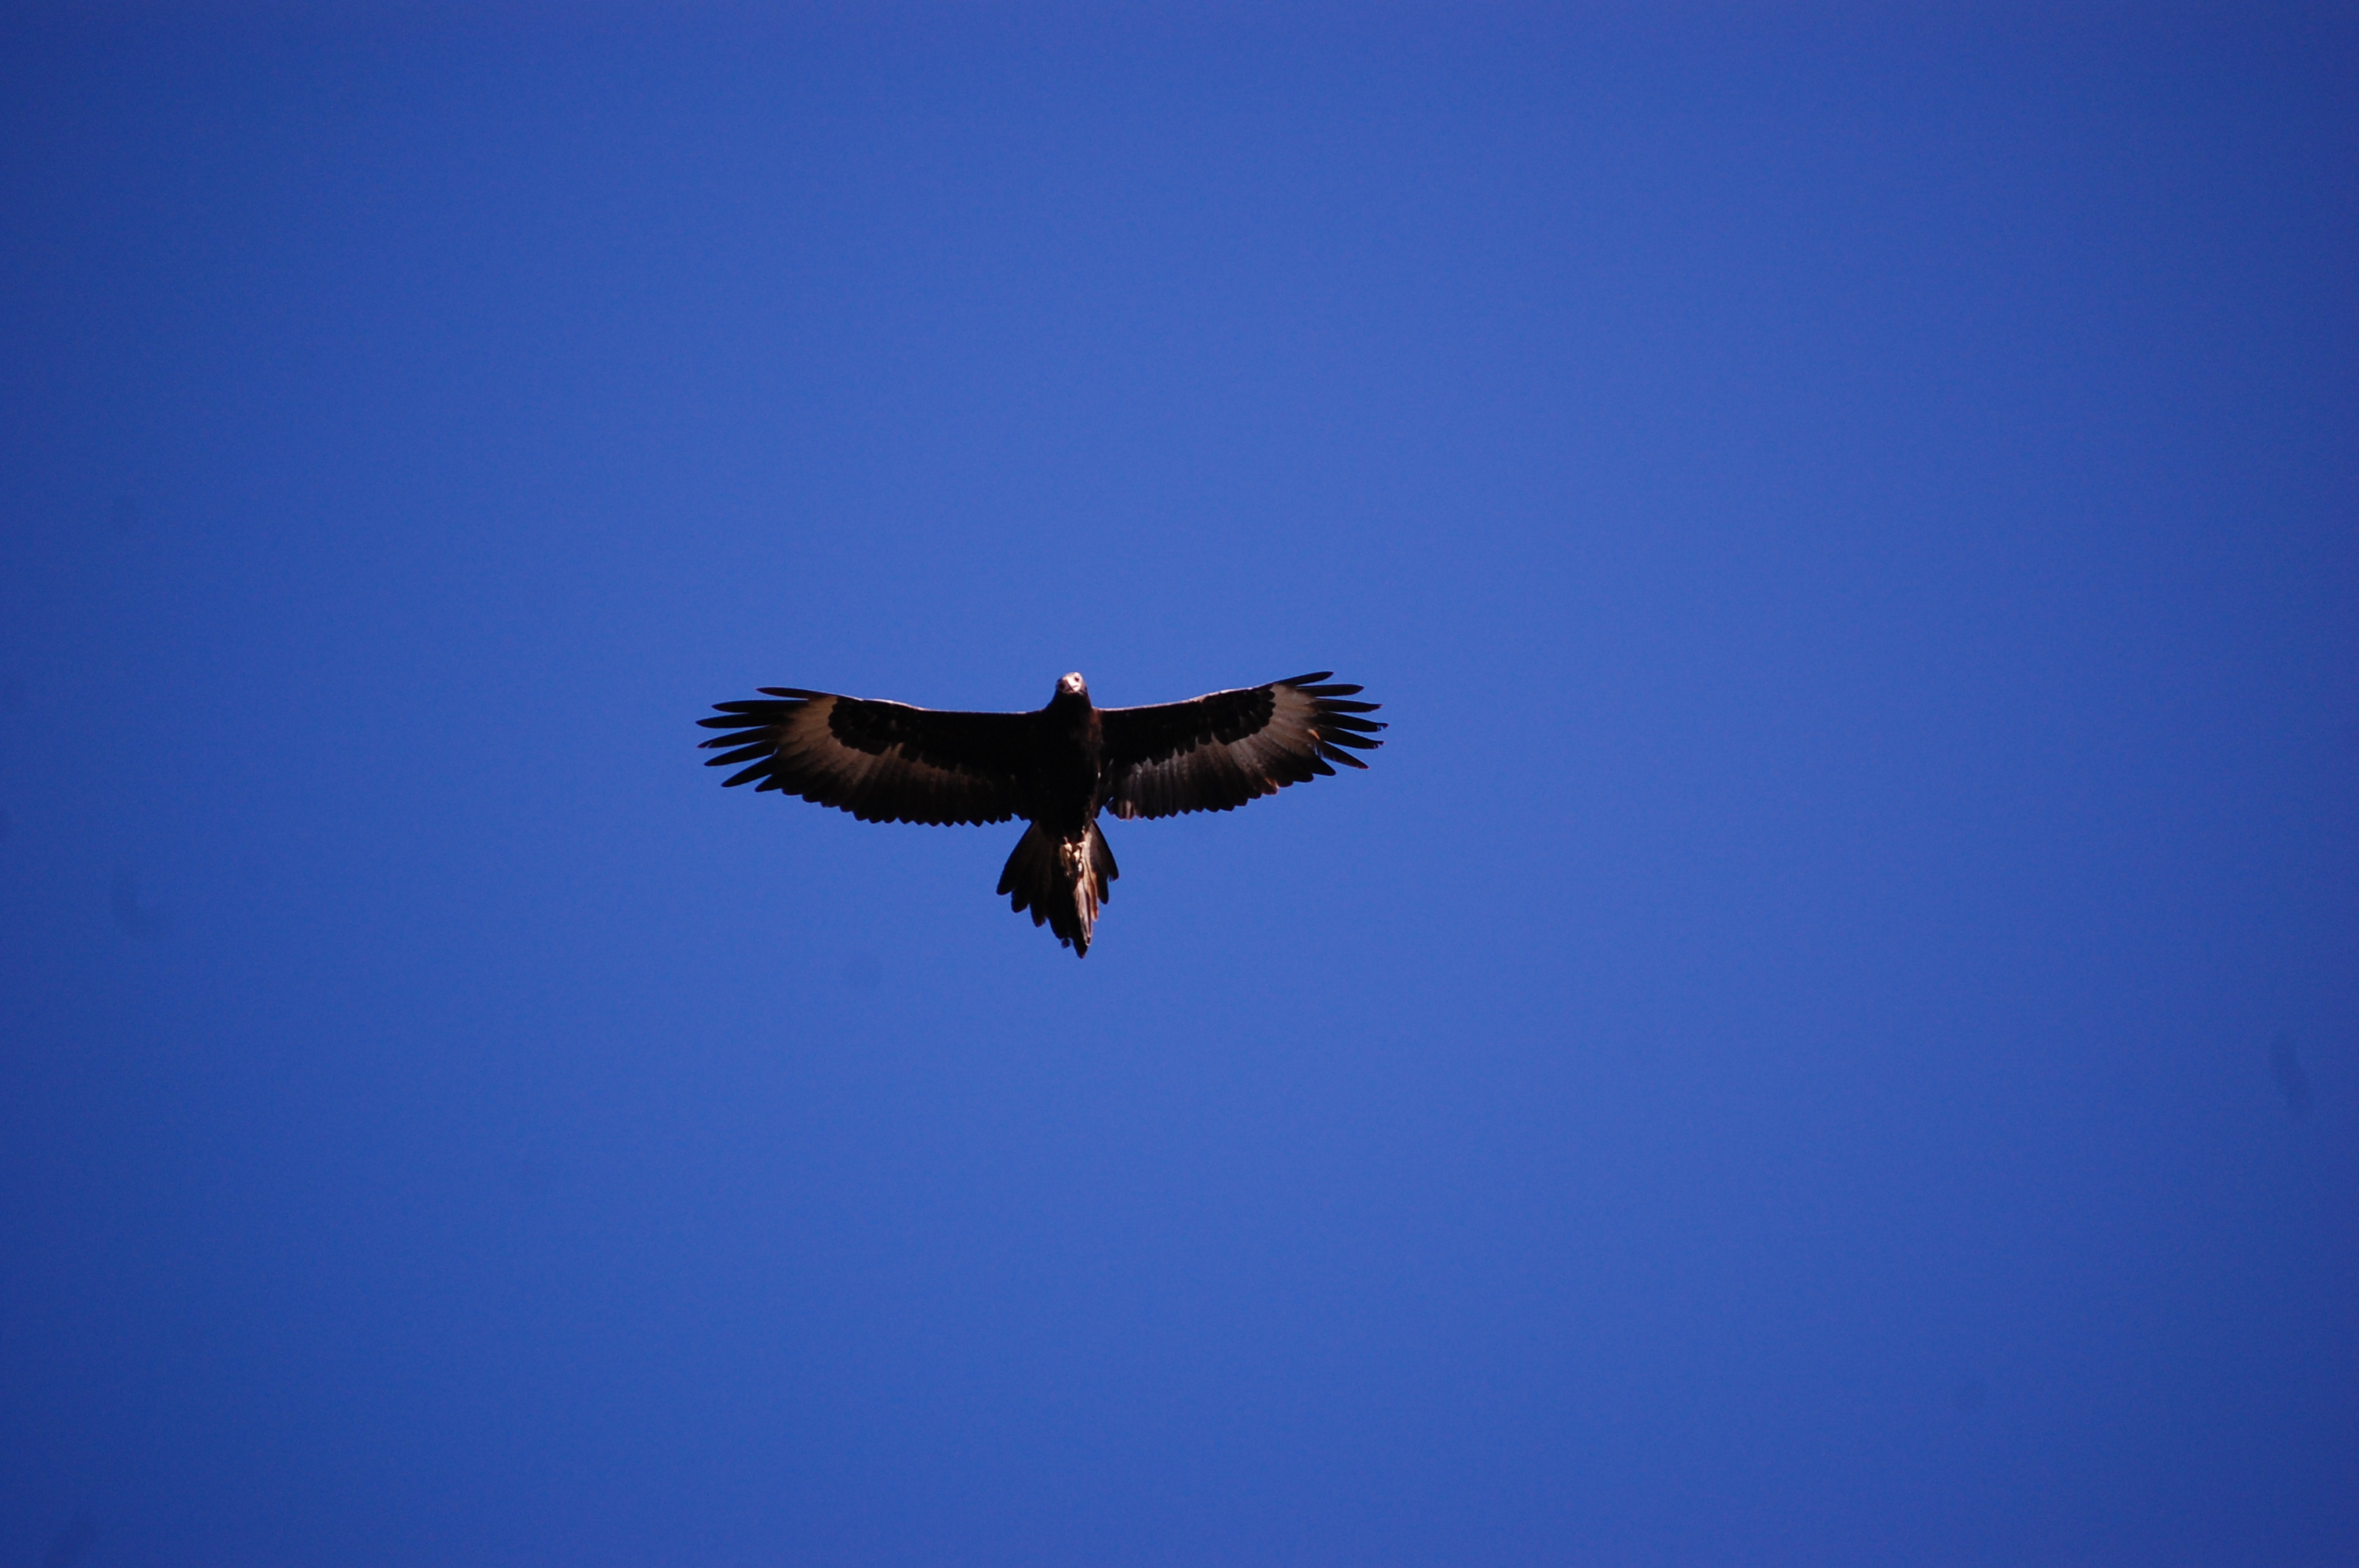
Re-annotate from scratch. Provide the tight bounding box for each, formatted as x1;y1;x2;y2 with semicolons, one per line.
696;671;1383;954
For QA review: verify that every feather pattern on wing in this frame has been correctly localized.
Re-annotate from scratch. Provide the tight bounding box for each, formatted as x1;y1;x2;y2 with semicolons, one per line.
1100;673;1385;820
696;688;1033;825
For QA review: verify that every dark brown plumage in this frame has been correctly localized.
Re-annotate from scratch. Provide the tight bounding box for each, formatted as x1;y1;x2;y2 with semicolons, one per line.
696;671;1383;954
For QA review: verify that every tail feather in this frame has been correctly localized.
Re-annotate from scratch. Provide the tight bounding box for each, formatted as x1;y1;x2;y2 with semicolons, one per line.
998;822;1118;956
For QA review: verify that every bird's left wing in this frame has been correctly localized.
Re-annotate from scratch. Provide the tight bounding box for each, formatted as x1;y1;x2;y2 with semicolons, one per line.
1100;673;1384;820
697;689;1034;825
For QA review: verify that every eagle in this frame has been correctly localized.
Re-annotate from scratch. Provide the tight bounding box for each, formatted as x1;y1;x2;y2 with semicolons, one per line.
697;671;1383;955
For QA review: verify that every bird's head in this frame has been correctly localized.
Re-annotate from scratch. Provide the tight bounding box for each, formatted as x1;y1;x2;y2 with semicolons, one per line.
1055;672;1089;703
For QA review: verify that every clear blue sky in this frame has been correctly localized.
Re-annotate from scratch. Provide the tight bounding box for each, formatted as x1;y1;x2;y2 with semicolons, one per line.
2;7;2353;1564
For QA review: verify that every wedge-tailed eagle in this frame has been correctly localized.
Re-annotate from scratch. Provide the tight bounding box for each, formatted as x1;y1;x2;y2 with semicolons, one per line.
697;672;1383;955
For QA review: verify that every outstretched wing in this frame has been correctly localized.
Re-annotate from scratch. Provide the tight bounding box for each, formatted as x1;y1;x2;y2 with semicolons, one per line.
1100;673;1384;820
697;689;1034;826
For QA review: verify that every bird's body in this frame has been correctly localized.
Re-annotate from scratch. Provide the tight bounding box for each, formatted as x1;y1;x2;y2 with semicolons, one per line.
1030;673;1105;839
697;670;1383;954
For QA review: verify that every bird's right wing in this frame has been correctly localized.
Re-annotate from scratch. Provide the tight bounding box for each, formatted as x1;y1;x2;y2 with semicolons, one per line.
1100;673;1383;819
697;689;1034;826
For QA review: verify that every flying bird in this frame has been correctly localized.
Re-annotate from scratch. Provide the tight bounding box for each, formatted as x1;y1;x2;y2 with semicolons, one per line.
697;671;1383;955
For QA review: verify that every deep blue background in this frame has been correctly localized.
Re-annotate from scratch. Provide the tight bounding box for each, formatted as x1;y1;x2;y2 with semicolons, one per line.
3;7;2353;1564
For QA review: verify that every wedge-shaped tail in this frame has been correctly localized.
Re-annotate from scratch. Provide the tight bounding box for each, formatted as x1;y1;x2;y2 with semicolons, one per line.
998;822;1118;956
